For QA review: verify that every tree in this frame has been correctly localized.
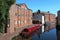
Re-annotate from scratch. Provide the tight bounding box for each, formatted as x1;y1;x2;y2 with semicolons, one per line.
0;0;15;33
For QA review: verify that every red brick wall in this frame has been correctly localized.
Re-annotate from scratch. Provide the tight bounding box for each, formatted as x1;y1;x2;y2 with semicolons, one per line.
45;13;56;29
15;4;32;28
9;4;16;33
9;4;32;33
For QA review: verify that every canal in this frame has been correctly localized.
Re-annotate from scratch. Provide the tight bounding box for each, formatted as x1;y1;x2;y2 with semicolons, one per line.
31;28;57;40
12;28;58;40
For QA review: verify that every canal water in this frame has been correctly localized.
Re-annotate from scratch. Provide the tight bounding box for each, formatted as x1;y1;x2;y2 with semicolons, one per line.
31;28;57;40
12;28;57;40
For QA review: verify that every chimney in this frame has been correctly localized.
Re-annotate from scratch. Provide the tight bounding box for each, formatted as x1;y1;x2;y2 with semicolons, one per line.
37;10;40;14
47;11;50;13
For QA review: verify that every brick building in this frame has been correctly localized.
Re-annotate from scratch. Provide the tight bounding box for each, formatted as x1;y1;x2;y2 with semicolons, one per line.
42;12;56;30
57;10;60;25
7;3;32;33
32;11;42;24
33;10;56;30
57;10;60;40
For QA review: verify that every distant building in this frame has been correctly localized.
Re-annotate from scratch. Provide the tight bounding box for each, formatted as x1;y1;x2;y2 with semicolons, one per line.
33;10;56;30
56;10;60;30
57;10;60;25
44;12;56;29
7;3;32;33
32;10;42;24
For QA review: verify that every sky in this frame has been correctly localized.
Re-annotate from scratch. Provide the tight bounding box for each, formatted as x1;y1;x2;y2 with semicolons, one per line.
16;0;60;16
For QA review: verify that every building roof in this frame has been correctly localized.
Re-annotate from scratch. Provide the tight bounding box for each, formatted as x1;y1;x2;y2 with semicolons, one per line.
57;10;60;12
33;10;55;16
16;3;32;11
33;10;56;21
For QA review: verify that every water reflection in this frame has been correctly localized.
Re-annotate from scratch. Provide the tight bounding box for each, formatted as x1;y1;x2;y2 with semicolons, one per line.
12;28;59;40
56;28;60;40
31;28;57;40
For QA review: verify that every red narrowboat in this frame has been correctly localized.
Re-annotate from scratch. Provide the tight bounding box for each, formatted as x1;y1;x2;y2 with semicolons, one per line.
20;24;42;38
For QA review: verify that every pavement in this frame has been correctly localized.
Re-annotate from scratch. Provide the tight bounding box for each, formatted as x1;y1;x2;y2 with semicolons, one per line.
0;27;26;40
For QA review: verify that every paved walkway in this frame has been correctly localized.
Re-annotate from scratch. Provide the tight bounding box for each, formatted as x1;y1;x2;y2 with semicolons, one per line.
0;27;25;40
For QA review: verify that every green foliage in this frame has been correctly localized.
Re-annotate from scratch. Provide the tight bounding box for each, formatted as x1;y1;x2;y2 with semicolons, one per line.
0;0;15;33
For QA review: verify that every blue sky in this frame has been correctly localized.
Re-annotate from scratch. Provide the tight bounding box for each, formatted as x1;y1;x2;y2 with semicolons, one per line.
16;0;60;16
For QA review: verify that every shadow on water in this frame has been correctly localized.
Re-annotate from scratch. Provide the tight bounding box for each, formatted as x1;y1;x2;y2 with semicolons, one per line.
56;25;60;40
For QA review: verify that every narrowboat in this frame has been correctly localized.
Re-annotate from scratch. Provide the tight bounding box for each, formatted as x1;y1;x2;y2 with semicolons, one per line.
20;24;42;38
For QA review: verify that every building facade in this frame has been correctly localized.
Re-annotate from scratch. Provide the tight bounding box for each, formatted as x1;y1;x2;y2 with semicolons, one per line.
7;4;32;33
32;10;56;31
32;11;42;24
44;12;56;30
57;10;60;25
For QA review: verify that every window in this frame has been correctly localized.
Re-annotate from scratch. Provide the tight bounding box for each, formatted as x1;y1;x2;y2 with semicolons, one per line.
22;14;25;16
17;21;19;24
23;10;25;16
19;21;21;24
15;21;17;24
25;20;26;24
7;19;10;27
15;13;20;16
17;6;21;10
23;29;28;32
33;13;34;16
19;7;20;9
40;22;42;24
15;20;19;25
22;21;24;24
20;21;23;24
